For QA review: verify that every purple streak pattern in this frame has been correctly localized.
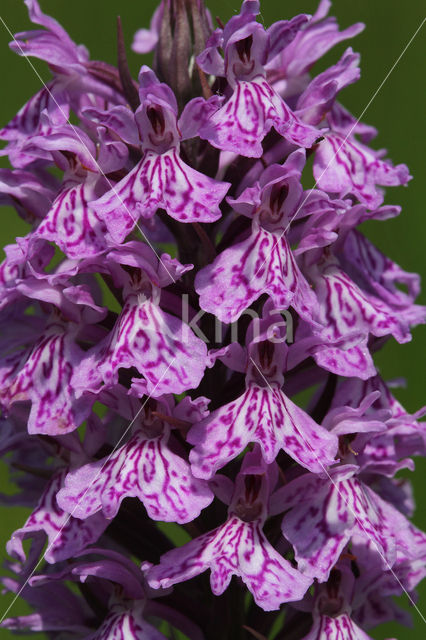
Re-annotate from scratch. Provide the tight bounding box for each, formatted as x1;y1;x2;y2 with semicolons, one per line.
189;383;337;477
196;223;316;323
0;321;92;435
147;514;311;610
74;287;208;397
57;427;213;523
7;469;108;564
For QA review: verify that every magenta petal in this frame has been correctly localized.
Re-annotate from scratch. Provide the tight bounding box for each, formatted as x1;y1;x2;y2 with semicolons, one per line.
296;48;361;126
131;5;162;54
11;0;87;70
147;516;312;611
22;124;100;173
341;230;421;308
188;384;338;478
0;81;68;143
36;174;109;258
178;95;224;141
7;469;107;564
92;150;229;242
199;77;319;157
280;473;396;582
314;341;376;380
266;14;310;62
302;614;374;640
89;601;166;640
196;223;317;324
312;259;413;345
132;28;159;55
0;323;91;435
275;5;364;78
73;292;207;397
57;428;213;523
82;105;140;146
314;134;411;209
0;168;54;221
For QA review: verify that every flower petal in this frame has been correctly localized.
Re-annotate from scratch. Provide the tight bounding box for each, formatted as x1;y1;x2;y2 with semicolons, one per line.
313;134;410;209
36;174;109;258
147;516;312;611
0;323;91;435
74;292;207;398
93;150;229;242
57;429;213;524
302;614;374;640
196;223;317;324
7;469;107;564
189;384;338;478
199;77;319;157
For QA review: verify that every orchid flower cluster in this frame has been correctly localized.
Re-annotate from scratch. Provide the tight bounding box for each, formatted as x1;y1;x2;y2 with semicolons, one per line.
1;0;425;638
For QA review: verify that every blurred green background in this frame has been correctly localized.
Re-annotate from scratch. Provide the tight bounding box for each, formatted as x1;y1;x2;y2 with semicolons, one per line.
0;0;424;638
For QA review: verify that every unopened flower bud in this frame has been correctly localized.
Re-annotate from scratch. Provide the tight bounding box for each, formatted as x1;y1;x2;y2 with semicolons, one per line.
156;0;212;107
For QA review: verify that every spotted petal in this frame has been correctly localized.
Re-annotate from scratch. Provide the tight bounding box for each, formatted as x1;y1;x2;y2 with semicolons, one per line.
7;469;107;564
73;292;207;398
278;470;396;582
0;323;91;435
312;258;412;345
0;81;69;145
340;230;422;310
199;77;319;157
302;614;374;640
196;222;317;324
57;428;213;524
147;515;312;611
36;173;109;258
92;149;229;243
88;601;166;640
188;384;338;478
314;341;376;380
313;134;410;209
